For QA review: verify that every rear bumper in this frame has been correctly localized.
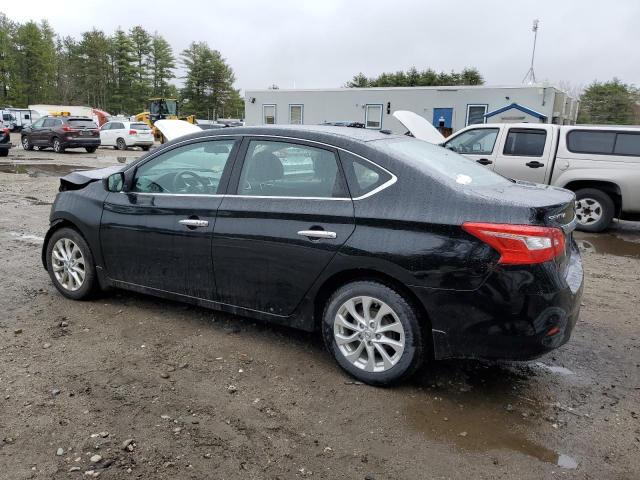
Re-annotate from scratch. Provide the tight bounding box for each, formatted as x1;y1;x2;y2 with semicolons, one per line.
414;242;584;360
128;140;154;147
62;138;101;148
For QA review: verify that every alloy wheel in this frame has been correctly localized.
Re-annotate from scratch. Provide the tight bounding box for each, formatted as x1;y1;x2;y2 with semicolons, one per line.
51;238;86;291
575;198;602;225
117;139;126;150
53;139;61;153
21;136;30;149
334;296;405;373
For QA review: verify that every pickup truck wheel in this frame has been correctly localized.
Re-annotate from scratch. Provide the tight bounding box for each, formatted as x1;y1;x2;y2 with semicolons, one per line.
575;188;614;232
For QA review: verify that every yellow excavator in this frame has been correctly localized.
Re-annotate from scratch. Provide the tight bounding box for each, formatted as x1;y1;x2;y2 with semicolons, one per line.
135;98;196;142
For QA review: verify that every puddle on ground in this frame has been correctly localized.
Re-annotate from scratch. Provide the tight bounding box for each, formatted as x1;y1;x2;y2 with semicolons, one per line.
402;362;578;469
532;362;575;376
0;163;88;177
574;232;640;259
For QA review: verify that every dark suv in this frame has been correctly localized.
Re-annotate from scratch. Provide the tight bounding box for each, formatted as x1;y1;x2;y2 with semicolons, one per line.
21;116;100;153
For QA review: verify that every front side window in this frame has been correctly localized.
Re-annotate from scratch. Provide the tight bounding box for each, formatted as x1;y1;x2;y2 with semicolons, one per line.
503;128;547;157
466;105;487;126
263;105;276;124
289;105;303;125
31;118;45;128
444;128;499;155
365;104;383;129
133;140;236;194
238;140;345;198
614;133;640;156
100;123;112;131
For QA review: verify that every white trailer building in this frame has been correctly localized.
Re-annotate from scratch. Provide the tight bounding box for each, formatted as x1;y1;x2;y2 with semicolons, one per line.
244;85;578;135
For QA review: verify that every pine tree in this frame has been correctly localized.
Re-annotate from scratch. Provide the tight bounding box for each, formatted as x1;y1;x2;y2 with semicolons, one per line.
109;28;137;113
129;26;152;109
150;33;175;97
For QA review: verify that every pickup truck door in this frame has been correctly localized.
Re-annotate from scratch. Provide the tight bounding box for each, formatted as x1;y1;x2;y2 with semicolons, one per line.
442;126;502;170
492;126;554;183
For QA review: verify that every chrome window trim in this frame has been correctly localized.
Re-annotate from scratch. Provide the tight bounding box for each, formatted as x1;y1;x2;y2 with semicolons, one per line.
128;133;397;201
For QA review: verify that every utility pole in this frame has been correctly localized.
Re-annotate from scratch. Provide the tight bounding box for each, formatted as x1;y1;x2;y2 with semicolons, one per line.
522;19;539;84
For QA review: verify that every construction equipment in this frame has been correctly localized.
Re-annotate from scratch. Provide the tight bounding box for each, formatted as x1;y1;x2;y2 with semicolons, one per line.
135;98;196;142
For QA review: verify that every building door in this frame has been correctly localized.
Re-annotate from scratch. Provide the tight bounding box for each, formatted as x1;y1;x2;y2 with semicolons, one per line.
433;108;453;137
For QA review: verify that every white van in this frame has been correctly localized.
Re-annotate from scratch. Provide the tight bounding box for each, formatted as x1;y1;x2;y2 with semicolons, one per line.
441;124;640;232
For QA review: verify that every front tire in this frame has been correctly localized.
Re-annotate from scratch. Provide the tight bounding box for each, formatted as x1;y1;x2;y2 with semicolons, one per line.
322;281;425;386
575;188;614;232
21;136;33;151
52;137;65;153
46;227;97;300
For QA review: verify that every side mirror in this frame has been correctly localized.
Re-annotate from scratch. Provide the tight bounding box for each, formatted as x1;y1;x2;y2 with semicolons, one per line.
103;172;124;192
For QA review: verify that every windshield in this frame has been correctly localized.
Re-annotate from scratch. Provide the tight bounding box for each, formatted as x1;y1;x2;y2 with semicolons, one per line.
68;119;97;128
376;137;511;187
443;128;499;154
150;100;177;116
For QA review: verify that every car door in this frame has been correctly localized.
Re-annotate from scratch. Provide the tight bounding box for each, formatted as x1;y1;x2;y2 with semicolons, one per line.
100;122;113;146
492;126;553;183
37;118;56;145
27;117;46;144
100;137;240;299
212;137;356;316
442;126;502;170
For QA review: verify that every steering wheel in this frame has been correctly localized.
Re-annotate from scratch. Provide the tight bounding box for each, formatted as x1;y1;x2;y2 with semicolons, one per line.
172;170;207;193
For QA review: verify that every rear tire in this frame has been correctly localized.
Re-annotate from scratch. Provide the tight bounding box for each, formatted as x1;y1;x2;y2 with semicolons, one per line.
52;137;65;153
0;149;8;157
575;188;614;232
141;146;151;151
116;138;127;151
46;227;97;300
85;147;97;153
322;281;425;386
21;136;33;151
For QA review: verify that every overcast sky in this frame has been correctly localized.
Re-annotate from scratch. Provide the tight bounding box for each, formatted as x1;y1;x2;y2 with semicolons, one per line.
3;0;639;92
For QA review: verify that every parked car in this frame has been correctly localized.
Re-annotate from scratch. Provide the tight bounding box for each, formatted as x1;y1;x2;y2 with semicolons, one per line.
21;116;100;153
0;120;12;157
100;121;154;151
439;123;640;232
42;125;583;385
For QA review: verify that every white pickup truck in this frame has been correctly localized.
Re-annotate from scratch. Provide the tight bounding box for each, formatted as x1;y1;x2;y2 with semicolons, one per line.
440;123;640;232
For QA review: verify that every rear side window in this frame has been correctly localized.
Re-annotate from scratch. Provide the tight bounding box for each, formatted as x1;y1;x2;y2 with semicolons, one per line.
503;129;546;157
340;150;391;198
238;140;347;198
43;119;56;127
444;128;499;155
566;130;640;156
614;133;640;156
67;119;97;128
566;131;616;154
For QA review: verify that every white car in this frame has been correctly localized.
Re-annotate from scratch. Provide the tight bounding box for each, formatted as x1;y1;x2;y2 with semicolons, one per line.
100;121;154;151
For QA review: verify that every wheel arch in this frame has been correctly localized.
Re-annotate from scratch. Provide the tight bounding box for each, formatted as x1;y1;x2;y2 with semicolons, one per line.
562;180;622;217
312;268;434;354
42;219;90;270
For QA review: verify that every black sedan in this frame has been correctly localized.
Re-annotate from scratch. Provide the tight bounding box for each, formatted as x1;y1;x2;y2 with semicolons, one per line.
42;126;583;385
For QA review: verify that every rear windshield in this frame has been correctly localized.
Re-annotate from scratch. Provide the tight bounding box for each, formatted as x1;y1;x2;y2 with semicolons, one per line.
376;138;512;187
67;119;97;128
131;123;151;131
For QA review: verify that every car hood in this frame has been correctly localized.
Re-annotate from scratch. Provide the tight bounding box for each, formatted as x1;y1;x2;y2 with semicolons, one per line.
155;119;201;141
59;165;123;191
392;111;445;144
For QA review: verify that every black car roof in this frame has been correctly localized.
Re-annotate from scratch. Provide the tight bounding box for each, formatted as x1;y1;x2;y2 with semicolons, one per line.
177;124;405;146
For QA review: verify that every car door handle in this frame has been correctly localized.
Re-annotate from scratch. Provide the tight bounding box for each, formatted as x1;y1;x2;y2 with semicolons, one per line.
476;158;493;165
297;230;337;239
526;161;545;168
179;219;209;228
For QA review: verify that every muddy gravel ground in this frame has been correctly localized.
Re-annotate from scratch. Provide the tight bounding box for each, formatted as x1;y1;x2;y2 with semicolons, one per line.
0;139;639;479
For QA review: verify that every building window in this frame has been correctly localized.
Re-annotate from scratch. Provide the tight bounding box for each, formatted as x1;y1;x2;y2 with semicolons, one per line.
289;105;303;125
365;104;383;129
466;105;487;126
263;105;276;125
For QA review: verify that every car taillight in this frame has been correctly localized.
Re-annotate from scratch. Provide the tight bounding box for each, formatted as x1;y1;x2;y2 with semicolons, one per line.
62;126;77;132
129;130;137;135
462;223;565;265
2;128;8;134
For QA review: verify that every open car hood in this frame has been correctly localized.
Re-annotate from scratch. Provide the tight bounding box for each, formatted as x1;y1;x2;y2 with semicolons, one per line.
392;111;445;144
155;119;201;141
